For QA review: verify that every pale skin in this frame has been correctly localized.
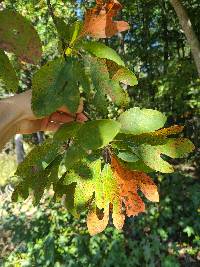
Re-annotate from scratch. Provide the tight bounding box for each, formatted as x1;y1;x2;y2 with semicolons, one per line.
0;90;87;151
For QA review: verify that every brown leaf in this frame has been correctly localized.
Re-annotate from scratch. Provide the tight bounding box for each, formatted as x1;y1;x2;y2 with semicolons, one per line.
81;0;129;38
87;206;109;236
111;156;159;217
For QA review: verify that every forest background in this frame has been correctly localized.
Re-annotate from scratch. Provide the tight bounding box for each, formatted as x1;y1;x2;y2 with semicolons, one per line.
0;0;200;266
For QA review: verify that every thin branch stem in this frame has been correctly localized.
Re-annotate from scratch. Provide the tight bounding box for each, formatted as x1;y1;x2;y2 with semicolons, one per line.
46;0;67;61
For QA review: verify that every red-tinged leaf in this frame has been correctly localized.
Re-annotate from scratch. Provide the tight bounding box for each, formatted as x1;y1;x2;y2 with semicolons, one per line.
111;156;159;217
0;10;42;64
81;0;129;38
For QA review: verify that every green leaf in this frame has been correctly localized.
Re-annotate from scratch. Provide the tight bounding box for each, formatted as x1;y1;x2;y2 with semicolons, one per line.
12;140;61;203
54;20;83;55
118;108;167;135
75;120;121;150
54;18;72;43
15;139;59;177
63;159;101;213
120;159;154;173
118;152;139;162
82;41;125;66
64;145;87;169
0;49;18;92
115;125;184;146
137;138;194;173
107;60;138;86
85;56;130;111
53;122;82;143
32;58;81;117
0;10;42;64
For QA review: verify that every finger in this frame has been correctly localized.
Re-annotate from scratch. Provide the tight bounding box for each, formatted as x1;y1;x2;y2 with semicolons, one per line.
76;113;88;122
17;119;43;134
41;117;50;131
49;112;75;123
45;121;63;132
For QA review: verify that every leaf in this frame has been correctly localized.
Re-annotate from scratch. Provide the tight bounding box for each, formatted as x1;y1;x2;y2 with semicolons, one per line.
82;41;125;66
75;119;121;150
118;151;139;162
55;19;82;47
64;145;87;169
0;49;18;92
90;164;125;234
111;156;159;216
53;122;82;143
12;122;84;203
137;138;195;173
12;140;60;203
32;58;85;116
0;10;42;64
106;59;138;86
87;206;109;236
118;108;167;135
85;56;130;110
115;125;184;146
81;0;129;38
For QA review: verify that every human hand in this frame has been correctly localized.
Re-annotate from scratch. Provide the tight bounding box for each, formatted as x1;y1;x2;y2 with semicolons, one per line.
14;90;87;134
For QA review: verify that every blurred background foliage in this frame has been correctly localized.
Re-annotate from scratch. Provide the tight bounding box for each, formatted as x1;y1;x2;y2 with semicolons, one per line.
0;0;199;266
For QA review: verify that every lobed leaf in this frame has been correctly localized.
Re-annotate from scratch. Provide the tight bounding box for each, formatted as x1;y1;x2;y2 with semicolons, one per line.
137;138;195;173
118;108;167;135
32;58;89;117
85;56;130;110
0;10;42;64
82;41;125;66
106;59;138;87
111;156;159;216
81;0;129;38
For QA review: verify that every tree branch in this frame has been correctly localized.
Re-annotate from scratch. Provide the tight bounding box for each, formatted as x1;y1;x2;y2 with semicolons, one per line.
46;0;67;60
170;0;200;77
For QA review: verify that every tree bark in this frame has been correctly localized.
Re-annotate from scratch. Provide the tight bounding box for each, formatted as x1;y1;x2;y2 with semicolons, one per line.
170;0;200;77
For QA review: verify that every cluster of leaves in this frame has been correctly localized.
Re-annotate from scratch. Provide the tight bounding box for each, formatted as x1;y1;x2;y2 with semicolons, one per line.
1;171;200;266
0;0;194;235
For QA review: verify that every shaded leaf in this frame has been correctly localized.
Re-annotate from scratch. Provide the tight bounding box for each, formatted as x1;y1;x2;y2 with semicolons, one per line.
53;122;82;143
64;145;87;169
75;119;121;150
0;10;42;64
0;49;18;92
32;58;84;116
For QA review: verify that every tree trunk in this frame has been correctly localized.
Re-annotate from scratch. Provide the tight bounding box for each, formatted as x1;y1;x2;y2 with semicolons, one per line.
170;0;200;77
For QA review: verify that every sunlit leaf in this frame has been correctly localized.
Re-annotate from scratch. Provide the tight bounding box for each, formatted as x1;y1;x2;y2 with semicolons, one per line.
82;41;125;66
111;156;159;216
118;108;167;135
137;138;195;173
81;0;129;38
